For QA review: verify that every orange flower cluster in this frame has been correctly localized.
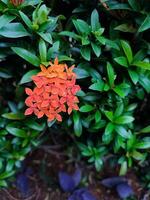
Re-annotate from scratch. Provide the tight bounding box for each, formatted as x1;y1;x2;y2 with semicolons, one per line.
10;0;24;6
25;58;80;122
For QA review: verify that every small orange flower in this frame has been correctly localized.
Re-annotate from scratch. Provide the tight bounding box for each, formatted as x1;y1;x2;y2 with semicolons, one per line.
25;58;80;122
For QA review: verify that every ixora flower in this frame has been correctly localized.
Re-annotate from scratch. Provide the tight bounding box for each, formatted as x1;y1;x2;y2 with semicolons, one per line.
10;0;24;6
25;58;80;122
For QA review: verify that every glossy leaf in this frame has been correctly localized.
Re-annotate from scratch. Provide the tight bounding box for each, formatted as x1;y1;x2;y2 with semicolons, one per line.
73;19;90;35
20;69;39;84
11;47;40;66
107;62;115;87
81;46;91;61
39;39;47;62
91;42;101;57
80;105;95;112
2;112;25;120
138;15;150;32
0;14;16;29
121;40;133;64
59;169;81;192
114;116;134;124
91;9;100;31
6;126;27;138
0;23;30;38
114;56;128;67
89;80;104;91
132;61;150;70
116;183;133;198
73;112;82;137
19;11;32;29
101;176;126;188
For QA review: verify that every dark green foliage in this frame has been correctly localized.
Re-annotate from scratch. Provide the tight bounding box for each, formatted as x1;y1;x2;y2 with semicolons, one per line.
0;0;150;186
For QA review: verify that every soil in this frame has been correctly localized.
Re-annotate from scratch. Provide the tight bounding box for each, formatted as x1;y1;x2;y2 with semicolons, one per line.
0;147;147;200
0;124;148;200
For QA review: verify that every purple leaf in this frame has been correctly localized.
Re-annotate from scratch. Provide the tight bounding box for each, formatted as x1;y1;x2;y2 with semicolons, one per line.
116;183;133;199
59;172;76;192
58;168;81;192
68;188;97;200
16;173;30;198
72;168;82;187
82;191;97;200
101;176;126;188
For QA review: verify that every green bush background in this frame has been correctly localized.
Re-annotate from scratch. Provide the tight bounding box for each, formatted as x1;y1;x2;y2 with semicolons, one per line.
0;0;150;186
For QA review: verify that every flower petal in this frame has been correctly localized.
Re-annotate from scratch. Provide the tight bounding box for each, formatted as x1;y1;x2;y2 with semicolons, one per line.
25;108;33;115
25;88;33;96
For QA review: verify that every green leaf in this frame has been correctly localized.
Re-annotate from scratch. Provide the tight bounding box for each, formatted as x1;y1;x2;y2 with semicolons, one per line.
73;112;82;137
135;141;150;149
121;40;133;64
115;126;129;138
126;103;137;112
0;71;12;78
0;129;7;136
119;161;127;176
0;171;15;180
109;3;130;10
91;9;100;31
133;49;146;62
132;150;146;161
6;160;14;172
47;41;59;59
96;35;106;45
103;122;114;143
95;158;103;171
73;19;90;35
105;39;120;50
11;47;40;66
113;83;130;97
20;69;39;84
38;32;53;44
104;111;113;121
132;61;150;70
19;11;32;29
114;23;136;33
95;110;101;123
114;56;128;67
39;39;47;62
80;104;94;112
89;80;104;91
37;4;48;25
140;125;150;133
6;126;27;138
139;75;150;93
114;103;124;117
73;68;90;79
113;86;126;98
0;23;30;38
114;116;134;124
0;14;16;29
107;62;115;87
0;180;7;187
82;36;90;45
58;55;74;62
91;42;101;57
2;112;25;120
138;15;150;32
25;120;45;131
128;0;140;11
81;46;91;61
128;70;139;84
59;31;81;40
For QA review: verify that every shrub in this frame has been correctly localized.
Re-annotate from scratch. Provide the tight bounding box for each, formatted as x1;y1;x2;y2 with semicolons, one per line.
0;0;150;186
